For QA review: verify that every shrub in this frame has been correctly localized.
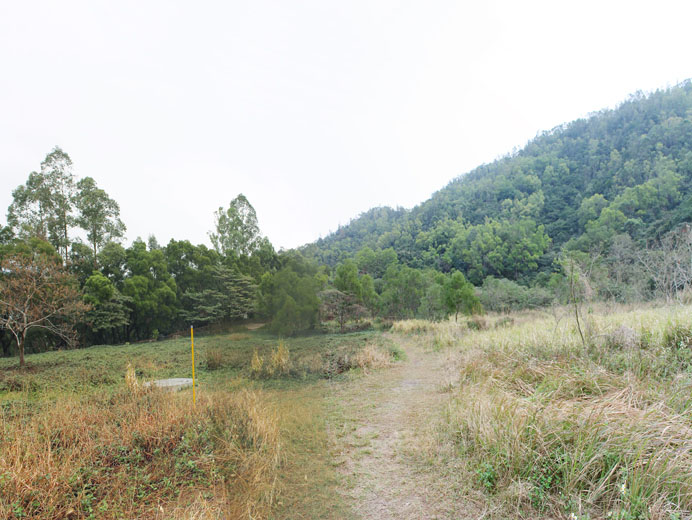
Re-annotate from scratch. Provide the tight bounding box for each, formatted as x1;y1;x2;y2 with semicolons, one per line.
605;325;638;350
467;316;488;331
494;316;515;328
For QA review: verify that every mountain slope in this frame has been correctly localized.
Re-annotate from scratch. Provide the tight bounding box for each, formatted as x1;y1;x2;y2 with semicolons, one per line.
303;81;692;283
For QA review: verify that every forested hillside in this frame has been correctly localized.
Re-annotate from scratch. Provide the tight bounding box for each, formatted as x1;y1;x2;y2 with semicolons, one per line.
303;81;692;286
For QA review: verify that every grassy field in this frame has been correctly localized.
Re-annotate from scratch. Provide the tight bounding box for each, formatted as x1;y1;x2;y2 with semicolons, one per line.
0;325;396;519
6;303;692;519
396;303;692;519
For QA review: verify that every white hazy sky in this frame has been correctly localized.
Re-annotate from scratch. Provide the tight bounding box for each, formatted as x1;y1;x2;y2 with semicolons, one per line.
1;1;691;250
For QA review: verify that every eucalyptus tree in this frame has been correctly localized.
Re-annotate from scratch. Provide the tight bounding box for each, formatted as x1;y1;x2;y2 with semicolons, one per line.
8;147;76;263
74;176;126;260
210;194;262;258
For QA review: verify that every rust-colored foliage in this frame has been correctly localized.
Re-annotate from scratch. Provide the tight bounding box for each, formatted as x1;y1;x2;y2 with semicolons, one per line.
0;253;89;367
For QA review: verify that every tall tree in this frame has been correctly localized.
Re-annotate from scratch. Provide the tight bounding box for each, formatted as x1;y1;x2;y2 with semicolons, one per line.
74;176;126;260
8;147;76;262
210;194;262;257
259;262;320;336
43;147;77;262
82;271;131;344
0;252;88;367
444;271;480;321
7;171;53;241
179;265;256;327
334;259;362;300
121;239;178;340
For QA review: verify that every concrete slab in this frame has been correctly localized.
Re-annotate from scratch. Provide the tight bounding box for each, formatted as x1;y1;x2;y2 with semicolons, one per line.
144;378;193;391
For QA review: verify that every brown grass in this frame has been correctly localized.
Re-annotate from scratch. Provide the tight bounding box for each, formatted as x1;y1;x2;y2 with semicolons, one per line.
228;332;251;340
353;343;392;371
391;319;438;334
250;342;292;379
439;303;692;518
204;347;224;370
0;386;280;519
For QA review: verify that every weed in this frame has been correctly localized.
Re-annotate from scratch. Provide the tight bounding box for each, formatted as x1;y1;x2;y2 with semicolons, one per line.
467;316;488;331
250;342;292;379
387;344;407;361
204;348;224;370
353;344;391;371
250;349;264;378
270;341;291;376
476;462;497;492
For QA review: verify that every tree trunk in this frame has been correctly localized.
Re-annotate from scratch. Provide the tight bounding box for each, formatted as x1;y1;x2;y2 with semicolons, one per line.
19;331;26;368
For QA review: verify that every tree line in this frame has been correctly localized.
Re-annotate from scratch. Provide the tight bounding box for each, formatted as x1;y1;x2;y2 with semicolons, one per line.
1;148;483;367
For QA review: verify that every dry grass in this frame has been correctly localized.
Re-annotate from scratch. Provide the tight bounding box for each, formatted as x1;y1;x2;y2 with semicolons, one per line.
204;348;225;370
228;332;251;340
434;303;692;518
391;319;438;334
250;341;292;379
0;383;280;519
353;343;392;371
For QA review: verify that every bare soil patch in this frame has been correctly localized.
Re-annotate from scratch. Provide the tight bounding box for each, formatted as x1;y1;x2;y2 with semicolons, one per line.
328;336;481;519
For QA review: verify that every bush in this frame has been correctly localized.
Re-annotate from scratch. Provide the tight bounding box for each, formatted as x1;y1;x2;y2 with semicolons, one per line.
480;276;553;312
494;316;515;328
467;316;488;331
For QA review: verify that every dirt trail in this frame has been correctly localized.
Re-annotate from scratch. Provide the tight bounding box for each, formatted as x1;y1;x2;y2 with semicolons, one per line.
328;336;479;519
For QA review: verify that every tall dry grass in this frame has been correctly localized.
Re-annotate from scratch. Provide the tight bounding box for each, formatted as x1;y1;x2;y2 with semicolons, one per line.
0;385;280;519
409;304;692;518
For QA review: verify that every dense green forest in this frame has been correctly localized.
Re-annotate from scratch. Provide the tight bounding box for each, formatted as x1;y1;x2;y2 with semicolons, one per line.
302;80;692;304
0;148;331;364
3;82;692;363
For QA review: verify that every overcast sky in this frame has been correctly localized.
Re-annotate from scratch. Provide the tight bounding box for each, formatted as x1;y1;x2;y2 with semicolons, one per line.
2;0;691;250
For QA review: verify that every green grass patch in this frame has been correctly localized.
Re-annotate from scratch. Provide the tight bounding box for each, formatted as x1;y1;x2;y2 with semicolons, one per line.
0;328;381;519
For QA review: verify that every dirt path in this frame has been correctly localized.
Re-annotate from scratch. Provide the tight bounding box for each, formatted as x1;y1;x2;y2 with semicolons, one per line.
328;336;480;519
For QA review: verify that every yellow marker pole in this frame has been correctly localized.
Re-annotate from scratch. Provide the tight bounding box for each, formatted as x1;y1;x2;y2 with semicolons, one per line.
190;326;196;405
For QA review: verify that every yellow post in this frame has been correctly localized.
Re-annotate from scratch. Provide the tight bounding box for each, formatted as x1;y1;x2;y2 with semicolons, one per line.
190;325;196;405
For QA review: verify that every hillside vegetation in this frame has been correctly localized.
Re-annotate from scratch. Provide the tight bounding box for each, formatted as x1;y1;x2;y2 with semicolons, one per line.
304;81;692;291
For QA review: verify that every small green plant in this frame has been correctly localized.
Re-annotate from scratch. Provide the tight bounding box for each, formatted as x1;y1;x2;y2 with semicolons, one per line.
476;462;497;492
387;344;406;361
